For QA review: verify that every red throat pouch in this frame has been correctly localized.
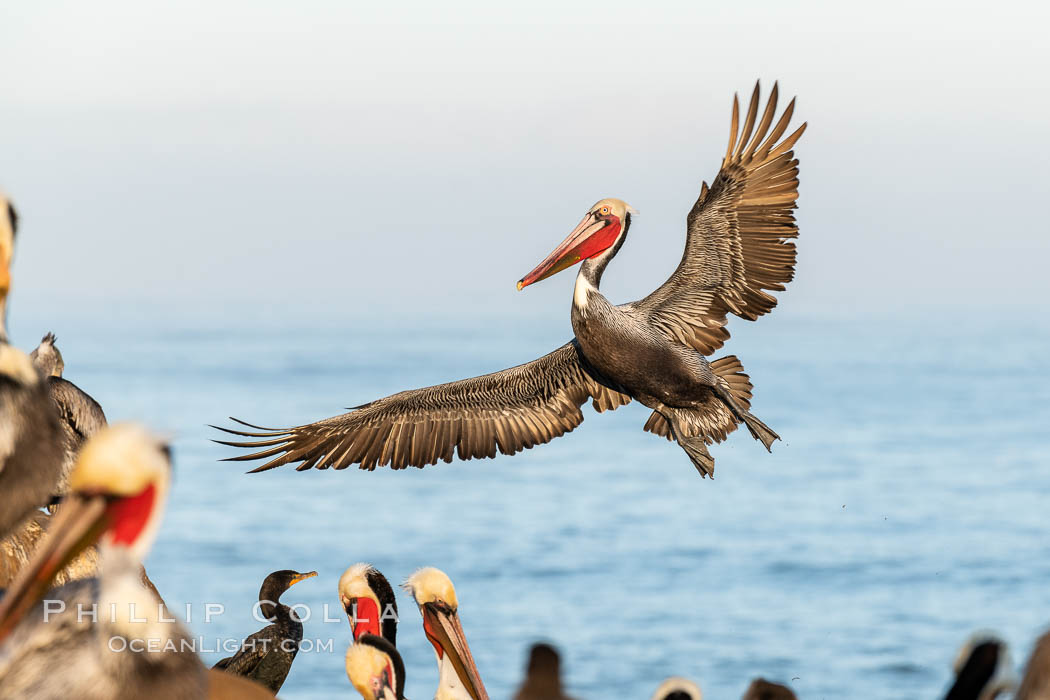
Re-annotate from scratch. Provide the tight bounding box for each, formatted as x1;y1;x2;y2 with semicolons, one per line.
105;484;157;546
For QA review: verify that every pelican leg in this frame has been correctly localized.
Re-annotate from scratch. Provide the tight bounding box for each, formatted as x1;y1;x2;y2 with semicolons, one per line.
710;381;780;452
656;405;716;478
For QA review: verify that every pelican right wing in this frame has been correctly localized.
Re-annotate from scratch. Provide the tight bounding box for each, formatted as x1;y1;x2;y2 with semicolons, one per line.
214;341;630;471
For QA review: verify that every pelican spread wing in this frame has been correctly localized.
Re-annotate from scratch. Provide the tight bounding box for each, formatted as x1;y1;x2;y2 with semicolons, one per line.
630;82;806;355
215;341;630;471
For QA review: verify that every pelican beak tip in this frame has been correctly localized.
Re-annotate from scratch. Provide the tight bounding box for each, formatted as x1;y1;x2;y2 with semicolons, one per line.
516;280;524;291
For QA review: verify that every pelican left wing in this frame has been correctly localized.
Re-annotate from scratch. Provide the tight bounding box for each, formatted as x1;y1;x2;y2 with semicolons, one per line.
214;340;630;471
630;81;806;355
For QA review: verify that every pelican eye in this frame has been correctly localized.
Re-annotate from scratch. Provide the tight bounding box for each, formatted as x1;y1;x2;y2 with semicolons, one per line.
600;206;610;215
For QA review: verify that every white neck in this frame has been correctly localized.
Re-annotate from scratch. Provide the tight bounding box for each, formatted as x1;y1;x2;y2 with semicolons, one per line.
434;650;472;700
97;545;180;659
573;271;595;310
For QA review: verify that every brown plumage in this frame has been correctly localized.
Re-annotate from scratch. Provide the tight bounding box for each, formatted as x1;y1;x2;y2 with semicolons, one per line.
1015;630;1050;700
0;512;100;589
215;81;804;477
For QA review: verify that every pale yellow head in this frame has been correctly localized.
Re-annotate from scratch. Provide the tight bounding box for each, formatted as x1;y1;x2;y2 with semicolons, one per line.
346;639;399;700
339;562;382;609
0;345;39;386
587;197;636;220
69;423;171;561
402;566;458;609
650;677;703;700
71;423;171;496
0;193;14;305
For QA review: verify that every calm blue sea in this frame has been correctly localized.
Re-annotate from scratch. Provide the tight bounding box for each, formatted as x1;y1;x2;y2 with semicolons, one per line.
10;308;1049;699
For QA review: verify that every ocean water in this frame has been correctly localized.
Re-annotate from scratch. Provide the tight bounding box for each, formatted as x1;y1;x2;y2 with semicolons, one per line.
10;309;1049;699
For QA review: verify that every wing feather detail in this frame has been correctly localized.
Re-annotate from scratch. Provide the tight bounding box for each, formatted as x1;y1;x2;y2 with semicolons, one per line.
213;341;630;472
631;80;806;355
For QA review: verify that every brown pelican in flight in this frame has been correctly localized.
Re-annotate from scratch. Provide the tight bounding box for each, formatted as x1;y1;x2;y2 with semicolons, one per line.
212;568;317;693
346;633;407;700
216;81;805;477
402;567;489;700
339;562;399;645
0;424;276;700
0;194;64;537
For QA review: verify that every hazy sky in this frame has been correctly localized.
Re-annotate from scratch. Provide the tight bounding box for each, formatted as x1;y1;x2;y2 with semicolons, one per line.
2;0;1047;323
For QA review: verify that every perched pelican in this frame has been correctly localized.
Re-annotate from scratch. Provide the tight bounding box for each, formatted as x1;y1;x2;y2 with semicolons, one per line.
741;678;797;700
339;563;399;644
213;568;317;693
30;332;108;497
650;676;703;700
1016;629;1050;699
0;194;65;537
945;634;1016;700
0;424;275;700
346;633;406;700
216;81;805;477
513;643;577;700
0;424;207;697
402;567;488;700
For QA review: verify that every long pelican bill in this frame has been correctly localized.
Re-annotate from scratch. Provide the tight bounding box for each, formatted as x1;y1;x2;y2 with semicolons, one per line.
517;210;621;290
0;493;109;641
422;601;489;700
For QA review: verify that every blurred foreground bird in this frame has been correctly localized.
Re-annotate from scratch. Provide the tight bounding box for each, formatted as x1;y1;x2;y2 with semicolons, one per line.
346;633;406;700
0;424;275;699
216;80;805;478
0;193;65;538
403;567;489;700
339;562;399;645
213;568;317;693
513;643;577;700
1015;629;1050;699
945;633;1016;700
0;510;100;588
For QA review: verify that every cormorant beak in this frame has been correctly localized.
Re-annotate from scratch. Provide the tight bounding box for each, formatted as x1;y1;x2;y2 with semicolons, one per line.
517;210;620;290
422;602;489;700
0;493;110;641
290;571;318;586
